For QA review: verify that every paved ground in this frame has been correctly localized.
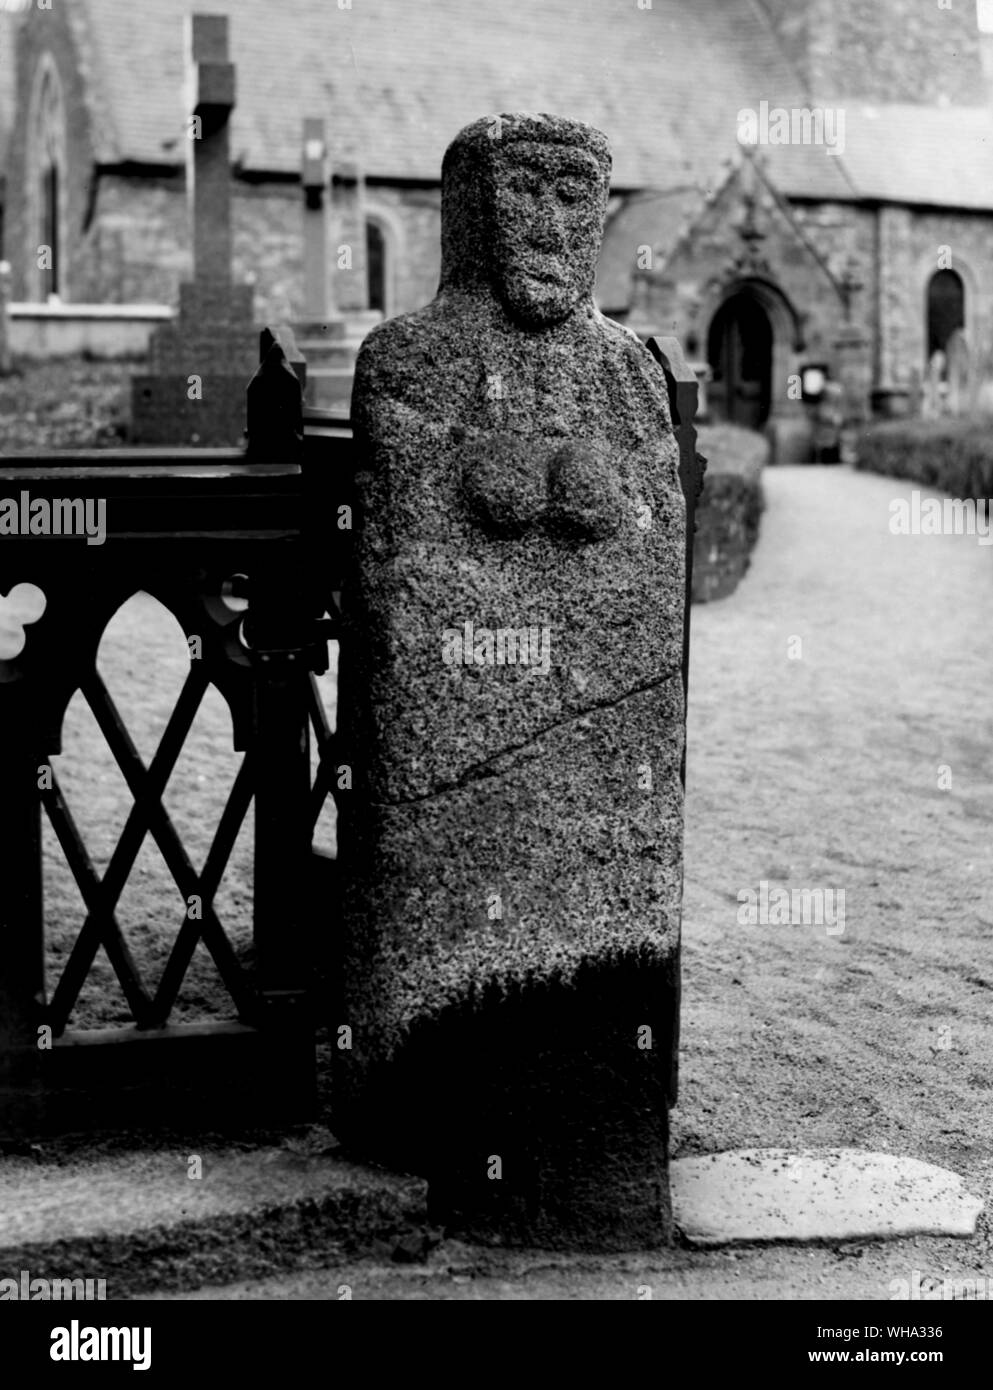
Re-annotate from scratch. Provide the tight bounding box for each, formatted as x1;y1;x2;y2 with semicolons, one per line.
156;463;993;1298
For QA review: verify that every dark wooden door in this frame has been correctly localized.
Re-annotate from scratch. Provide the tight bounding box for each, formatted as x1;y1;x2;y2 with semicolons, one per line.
707;294;772;429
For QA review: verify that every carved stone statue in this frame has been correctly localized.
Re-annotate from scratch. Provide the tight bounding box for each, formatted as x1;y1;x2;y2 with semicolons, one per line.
336;113;686;1248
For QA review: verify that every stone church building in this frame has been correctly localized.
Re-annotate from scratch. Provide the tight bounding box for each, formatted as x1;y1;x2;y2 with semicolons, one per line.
2;0;993;448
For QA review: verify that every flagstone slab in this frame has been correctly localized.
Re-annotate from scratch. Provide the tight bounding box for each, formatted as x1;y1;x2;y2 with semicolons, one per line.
671;1148;983;1246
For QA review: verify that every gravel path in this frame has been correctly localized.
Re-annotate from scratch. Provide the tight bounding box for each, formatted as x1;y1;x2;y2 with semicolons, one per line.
677;464;993;1181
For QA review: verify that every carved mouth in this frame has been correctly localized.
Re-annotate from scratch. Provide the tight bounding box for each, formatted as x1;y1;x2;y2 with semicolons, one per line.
521;268;566;286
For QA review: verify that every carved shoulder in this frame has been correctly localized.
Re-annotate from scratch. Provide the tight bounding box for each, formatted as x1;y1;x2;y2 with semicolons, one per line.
353;313;429;410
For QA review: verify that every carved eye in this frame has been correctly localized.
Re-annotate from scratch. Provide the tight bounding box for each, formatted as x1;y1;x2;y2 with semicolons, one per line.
557;181;584;204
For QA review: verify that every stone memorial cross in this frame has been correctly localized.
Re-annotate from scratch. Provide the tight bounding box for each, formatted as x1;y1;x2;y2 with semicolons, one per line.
187;13;236;289
131;13;257;445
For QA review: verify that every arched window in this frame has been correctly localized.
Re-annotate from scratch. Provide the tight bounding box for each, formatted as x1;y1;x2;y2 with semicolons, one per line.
41;163;60;298
29;56;68;301
927;269;965;360
365;218;387;315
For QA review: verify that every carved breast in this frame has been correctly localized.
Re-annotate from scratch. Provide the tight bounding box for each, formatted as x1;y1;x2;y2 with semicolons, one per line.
461;434;625;543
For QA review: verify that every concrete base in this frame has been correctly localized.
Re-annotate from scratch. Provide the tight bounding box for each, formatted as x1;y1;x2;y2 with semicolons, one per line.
672;1148;984;1247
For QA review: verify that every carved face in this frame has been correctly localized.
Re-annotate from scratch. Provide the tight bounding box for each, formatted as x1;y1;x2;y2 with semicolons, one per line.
488;141;605;329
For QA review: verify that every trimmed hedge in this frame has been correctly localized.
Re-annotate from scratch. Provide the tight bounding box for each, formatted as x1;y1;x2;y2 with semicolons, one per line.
692;424;767;603
855;417;993;499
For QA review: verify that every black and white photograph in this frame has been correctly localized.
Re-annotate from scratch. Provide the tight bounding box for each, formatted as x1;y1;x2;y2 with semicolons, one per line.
0;0;989;1351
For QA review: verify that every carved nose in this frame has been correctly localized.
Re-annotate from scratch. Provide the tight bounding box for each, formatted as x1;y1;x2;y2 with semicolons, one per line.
527;200;568;250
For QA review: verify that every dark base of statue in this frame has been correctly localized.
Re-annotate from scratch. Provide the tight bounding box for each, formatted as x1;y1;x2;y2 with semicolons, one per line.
333;951;677;1251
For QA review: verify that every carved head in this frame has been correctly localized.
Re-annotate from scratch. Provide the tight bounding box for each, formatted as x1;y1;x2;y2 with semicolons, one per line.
439;114;611;329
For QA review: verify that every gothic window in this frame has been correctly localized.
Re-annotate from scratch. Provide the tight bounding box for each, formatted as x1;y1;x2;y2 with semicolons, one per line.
30;57;67;300
41;163;60;298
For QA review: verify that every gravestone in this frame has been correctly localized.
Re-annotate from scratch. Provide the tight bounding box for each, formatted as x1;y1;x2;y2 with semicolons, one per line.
336;113;686;1248
922;349;948;419
944;329;973;417
131;14;257;446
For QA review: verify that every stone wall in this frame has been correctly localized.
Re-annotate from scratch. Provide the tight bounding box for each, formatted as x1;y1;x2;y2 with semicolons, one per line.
63;180;993;416
68;176;187;307
873;207;993;402
15;167;444;326
50;177;301;322
14;144;992;419
17;167;649;332
632;170;993;420
360;185;442;318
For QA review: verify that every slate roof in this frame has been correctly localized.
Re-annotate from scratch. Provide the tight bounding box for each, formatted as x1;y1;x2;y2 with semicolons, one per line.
598;187;708;311
53;0;993;211
830;104;993;211
70;0;817;190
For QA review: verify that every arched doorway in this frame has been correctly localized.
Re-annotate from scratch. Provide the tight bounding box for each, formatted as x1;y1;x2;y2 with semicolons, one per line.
707;292;773;429
927;269;965;359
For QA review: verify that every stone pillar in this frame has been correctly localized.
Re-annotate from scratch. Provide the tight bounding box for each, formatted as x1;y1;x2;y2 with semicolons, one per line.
332;162;368;312
336;114;686;1249
873;205;914;416
301;118;331;319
